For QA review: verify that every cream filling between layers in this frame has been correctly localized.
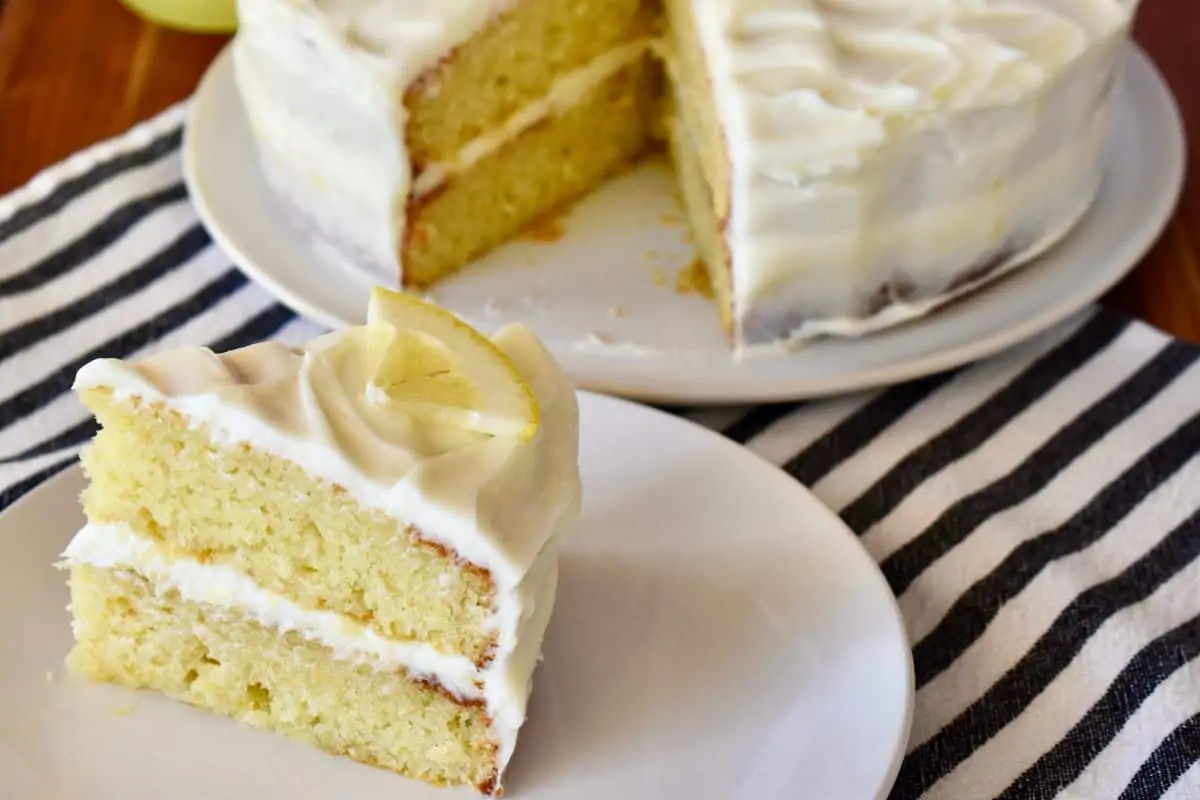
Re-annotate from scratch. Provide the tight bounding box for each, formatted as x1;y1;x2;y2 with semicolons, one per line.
62;522;485;701
61;519;561;774
411;39;655;199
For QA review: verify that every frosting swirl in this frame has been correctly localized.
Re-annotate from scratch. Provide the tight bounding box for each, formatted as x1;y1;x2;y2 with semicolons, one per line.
72;322;580;583
715;0;1134;177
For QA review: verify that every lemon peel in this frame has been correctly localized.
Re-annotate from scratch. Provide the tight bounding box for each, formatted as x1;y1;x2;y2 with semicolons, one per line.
363;288;539;439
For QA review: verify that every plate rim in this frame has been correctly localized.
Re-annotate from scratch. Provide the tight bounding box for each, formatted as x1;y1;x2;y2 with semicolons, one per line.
182;42;1186;405
1;390;914;799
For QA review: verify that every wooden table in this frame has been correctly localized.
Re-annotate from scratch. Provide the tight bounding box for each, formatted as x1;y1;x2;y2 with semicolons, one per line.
1;1;1196;342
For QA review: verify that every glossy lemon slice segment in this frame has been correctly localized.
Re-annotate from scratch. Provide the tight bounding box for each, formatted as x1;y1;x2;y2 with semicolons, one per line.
364;287;539;439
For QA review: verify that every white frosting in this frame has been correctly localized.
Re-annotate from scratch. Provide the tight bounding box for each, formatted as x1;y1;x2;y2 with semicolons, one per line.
232;0;648;276
73;323;579;586
688;0;1138;350
230;0;510;274
232;0;1140;351
71;320;580;783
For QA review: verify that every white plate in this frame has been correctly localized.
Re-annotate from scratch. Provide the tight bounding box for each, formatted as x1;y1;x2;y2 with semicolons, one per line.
0;393;911;799
184;45;1184;404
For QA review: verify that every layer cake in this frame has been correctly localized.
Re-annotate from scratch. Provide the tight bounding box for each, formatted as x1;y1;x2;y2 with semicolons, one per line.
58;289;582;794
233;0;1140;353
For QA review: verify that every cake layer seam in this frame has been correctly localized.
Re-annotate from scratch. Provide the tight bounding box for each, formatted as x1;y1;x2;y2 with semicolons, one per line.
58;522;486;702
411;37;657;199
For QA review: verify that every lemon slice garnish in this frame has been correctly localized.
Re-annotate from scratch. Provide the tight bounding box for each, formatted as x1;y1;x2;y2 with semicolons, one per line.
363;287;539;439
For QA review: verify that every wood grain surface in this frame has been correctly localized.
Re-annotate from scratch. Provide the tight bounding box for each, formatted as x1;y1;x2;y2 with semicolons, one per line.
0;0;1196;342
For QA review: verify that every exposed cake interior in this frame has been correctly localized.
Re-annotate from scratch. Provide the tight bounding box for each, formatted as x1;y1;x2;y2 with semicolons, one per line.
233;0;1137;352
66;561;502;790
78;388;499;663
60;306;582;795
402;49;663;286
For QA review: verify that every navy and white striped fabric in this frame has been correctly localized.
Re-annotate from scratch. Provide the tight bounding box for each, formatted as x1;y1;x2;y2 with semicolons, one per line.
3;104;1199;799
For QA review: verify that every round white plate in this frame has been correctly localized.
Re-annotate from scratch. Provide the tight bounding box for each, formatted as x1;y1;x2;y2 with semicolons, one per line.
0;393;911;800
184;45;1184;404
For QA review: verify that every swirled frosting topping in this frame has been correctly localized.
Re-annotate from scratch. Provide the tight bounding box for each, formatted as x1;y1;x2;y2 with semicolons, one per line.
706;0;1135;177
76;332;485;478
72;322;580;582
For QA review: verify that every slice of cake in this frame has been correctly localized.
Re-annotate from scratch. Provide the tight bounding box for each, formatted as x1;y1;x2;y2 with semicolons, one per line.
57;288;582;795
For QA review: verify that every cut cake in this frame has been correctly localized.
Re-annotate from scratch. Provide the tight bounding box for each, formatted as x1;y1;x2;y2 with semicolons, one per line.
233;0;1140;353
57;289;582;795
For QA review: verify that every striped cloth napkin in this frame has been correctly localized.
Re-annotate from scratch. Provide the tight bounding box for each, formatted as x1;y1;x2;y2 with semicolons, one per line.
3;103;1199;800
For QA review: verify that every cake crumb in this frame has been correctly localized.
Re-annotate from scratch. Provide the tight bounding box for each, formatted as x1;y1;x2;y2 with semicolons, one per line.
520;213;566;243
44;671;53;683
115;705;136;717
675;259;714;298
991;217;1006;242
650;267;668;288
608;306;628;319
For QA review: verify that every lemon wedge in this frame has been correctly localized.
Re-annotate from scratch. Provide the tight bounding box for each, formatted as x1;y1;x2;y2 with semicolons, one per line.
363;287;539;439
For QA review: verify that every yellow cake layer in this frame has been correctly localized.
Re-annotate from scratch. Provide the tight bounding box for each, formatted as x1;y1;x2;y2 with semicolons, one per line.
664;106;733;335
660;0;729;224
78;388;498;665
404;0;659;168
66;563;499;792
402;53;663;287
397;0;730;327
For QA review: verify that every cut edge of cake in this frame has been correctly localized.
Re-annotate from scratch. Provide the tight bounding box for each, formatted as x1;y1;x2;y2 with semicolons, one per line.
57;290;582;795
232;0;1140;354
